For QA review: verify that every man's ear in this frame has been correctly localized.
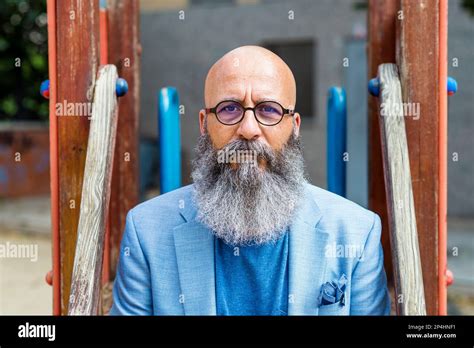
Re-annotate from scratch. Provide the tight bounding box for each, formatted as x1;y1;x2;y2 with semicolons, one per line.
199;109;206;135
293;112;301;137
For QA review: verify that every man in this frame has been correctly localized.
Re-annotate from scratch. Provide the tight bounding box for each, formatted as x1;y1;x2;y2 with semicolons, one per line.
110;46;391;315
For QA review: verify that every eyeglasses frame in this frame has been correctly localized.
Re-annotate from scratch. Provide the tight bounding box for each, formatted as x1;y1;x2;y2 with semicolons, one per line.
204;99;295;126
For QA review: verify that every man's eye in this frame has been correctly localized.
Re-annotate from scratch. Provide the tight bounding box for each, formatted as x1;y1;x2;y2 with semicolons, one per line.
224;106;239;112
260;106;278;113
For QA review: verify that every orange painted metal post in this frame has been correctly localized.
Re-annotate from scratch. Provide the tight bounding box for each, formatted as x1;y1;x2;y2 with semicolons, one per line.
99;0;111;287
100;4;109;66
46;0;61;316
438;0;448;315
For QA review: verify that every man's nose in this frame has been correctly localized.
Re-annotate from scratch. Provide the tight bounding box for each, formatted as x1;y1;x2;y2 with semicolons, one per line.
236;110;262;141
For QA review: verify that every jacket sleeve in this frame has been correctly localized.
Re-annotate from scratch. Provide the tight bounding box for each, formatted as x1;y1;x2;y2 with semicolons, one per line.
109;210;153;315
350;213;391;315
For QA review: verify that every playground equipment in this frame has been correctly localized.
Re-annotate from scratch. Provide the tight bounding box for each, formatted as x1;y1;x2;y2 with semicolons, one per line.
369;76;458;98
40;80;50;99
447;77;458;96
45;0;140;315
68;65;120;315
376;63;426;315
330;0;458;316
41;78;128;100
41;0;457;316
326;87;347;197
115;78;129;97
158;87;181;194
367;0;455;315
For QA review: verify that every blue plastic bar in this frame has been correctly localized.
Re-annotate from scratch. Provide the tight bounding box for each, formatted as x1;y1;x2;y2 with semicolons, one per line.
327;86;347;197
158;87;181;194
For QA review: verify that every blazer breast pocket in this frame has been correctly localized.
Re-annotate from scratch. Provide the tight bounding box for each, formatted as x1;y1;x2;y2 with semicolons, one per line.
318;301;346;316
317;273;348;316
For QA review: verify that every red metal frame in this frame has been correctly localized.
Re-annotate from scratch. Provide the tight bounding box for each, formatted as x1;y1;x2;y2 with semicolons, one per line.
99;4;111;286
438;0;448;315
46;0;61;316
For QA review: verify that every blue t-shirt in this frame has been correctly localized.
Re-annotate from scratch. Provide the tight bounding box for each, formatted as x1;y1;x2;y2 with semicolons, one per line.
214;231;289;316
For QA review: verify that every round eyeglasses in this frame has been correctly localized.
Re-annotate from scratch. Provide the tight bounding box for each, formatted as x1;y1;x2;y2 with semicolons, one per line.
205;100;295;126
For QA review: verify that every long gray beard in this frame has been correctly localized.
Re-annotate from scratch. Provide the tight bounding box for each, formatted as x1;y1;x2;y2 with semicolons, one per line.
191;131;307;246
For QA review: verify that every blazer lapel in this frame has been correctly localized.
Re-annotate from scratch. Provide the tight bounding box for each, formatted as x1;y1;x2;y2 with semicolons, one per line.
288;185;329;315
173;209;216;315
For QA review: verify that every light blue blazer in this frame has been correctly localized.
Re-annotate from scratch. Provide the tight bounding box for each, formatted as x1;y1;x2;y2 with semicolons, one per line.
110;183;391;315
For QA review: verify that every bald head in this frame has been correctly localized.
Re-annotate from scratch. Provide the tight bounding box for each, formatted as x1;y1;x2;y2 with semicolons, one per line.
199;45;301;153
204;45;296;108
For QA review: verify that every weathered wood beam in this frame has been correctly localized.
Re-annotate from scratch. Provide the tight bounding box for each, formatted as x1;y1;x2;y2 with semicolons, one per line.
68;65;119;315
378;63;426;315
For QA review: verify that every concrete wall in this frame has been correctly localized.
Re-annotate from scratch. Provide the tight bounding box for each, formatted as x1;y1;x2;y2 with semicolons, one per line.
447;1;474;216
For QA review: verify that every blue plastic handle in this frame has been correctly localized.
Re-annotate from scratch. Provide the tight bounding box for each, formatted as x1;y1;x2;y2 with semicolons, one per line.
368;78;380;97
158;87;181;194
40;79;50;99
327;87;347;197
116;78;128;97
447;76;457;96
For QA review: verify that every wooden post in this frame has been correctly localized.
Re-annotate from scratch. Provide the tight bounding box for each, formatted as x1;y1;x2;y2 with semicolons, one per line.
106;0;140;288
396;0;441;315
367;0;398;287
68;65;119;315
378;63;426;315
54;0;100;315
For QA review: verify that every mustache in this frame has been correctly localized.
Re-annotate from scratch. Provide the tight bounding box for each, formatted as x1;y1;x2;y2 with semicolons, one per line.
217;138;275;164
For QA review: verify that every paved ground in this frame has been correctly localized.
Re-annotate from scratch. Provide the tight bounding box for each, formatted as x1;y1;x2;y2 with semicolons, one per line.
0;196;52;314
0;196;51;236
0;229;52;314
0;195;472;315
446;217;474;315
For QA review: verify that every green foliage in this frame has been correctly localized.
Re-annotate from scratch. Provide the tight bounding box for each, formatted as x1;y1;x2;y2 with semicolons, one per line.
353;1;368;11
0;0;48;121
462;0;474;16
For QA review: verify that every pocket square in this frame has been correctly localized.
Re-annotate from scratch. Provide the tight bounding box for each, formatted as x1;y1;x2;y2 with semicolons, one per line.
318;274;347;307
